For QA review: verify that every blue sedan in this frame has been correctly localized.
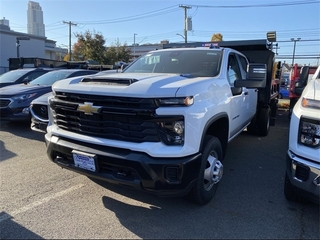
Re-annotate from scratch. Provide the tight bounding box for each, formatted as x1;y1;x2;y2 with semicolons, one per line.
0;69;98;122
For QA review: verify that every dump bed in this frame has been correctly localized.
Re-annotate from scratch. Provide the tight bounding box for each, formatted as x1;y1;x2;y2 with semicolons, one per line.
163;39;278;105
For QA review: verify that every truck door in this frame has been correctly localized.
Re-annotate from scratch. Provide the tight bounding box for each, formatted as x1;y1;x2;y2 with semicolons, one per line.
227;53;256;137
236;53;257;120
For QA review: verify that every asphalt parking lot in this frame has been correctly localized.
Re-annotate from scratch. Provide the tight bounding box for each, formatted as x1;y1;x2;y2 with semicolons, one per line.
0;108;319;239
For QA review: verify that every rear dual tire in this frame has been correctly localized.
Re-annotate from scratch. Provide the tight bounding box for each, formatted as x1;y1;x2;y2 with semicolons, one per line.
247;107;270;136
257;107;270;136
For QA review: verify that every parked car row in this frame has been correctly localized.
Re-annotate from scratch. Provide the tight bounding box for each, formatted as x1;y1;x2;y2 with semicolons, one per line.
0;68;53;88
0;69;99;123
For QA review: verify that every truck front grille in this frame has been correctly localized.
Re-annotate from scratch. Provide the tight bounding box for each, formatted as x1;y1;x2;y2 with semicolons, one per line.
52;92;160;143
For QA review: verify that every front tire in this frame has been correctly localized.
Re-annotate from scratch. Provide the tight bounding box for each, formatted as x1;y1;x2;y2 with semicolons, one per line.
189;135;223;205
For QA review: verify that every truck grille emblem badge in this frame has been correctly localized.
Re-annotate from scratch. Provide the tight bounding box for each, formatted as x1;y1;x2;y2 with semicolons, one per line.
77;102;101;115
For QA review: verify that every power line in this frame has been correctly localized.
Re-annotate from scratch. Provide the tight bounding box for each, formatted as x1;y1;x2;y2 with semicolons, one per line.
76;6;179;25
188;0;320;8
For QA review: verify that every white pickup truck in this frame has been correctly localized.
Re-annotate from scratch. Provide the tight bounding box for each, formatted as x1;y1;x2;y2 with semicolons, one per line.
284;65;320;204
45;40;279;205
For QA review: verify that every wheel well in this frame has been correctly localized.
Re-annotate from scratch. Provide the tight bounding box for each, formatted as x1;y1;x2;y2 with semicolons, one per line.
202;116;229;159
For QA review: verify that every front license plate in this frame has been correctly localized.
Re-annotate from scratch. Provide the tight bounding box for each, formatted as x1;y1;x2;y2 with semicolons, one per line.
72;150;96;172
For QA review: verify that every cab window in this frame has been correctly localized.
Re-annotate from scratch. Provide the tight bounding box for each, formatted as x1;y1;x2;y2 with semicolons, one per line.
227;54;241;86
237;54;248;78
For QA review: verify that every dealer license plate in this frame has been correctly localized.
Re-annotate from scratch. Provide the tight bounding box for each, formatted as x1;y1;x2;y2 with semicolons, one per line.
72;150;96;172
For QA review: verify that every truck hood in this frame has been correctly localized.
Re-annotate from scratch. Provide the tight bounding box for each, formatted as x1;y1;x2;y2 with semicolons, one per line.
302;78;320;101
0;83;51;97
52;73;211;97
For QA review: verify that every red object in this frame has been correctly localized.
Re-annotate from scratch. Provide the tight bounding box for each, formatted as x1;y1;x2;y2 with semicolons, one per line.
289;64;317;99
289;64;300;99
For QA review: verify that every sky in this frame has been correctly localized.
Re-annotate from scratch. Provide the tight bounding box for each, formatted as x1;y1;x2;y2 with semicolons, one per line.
0;0;320;65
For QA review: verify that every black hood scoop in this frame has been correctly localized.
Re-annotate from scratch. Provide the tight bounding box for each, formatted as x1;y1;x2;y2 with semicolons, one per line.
81;77;138;86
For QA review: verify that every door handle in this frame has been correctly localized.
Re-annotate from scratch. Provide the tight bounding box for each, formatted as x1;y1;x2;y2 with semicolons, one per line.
244;92;249;95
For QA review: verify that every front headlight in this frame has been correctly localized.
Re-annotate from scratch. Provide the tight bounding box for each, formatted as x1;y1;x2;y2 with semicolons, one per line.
301;97;320;109
156;96;194;107
12;93;37;102
299;117;320;148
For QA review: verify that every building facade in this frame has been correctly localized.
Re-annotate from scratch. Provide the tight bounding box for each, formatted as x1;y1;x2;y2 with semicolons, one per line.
27;1;45;37
0;18;63;74
0;0;165;74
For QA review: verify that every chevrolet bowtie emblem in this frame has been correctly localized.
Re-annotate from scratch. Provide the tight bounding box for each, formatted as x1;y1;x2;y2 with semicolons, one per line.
77;102;101;115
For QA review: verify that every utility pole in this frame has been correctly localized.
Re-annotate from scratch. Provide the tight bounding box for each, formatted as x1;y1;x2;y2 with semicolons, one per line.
291;38;301;67
179;5;191;43
134;33;137;59
63;21;77;61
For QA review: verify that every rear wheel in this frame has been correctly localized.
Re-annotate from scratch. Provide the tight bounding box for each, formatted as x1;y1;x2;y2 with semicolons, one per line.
258;107;270;136
189;135;223;205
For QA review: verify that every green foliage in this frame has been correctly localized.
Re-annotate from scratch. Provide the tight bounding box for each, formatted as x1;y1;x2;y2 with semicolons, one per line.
73;30;107;63
106;39;132;65
72;30;131;65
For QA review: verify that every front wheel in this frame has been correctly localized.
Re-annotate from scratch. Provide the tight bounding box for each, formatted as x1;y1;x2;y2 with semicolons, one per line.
189;135;223;205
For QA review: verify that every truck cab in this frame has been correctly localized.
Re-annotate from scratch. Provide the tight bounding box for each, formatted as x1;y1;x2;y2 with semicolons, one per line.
284;65;320;204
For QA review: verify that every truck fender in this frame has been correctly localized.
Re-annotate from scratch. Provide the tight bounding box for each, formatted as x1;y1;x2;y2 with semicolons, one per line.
200;112;229;159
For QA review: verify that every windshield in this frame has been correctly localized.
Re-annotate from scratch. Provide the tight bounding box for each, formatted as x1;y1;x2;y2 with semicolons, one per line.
124;49;222;77
0;70;31;83
29;70;72;85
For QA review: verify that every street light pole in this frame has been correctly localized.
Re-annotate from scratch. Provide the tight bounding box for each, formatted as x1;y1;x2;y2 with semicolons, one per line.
16;37;30;58
176;33;185;41
133;33;137;59
291;37;301;67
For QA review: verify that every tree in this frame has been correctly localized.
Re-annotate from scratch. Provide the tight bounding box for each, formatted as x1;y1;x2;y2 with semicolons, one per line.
73;30;107;63
105;39;132;65
63;54;70;61
211;33;223;42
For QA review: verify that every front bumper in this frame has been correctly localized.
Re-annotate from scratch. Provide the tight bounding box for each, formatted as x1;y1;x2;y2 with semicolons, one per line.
286;150;320;203
45;134;202;197
0;106;30;121
31;117;48;133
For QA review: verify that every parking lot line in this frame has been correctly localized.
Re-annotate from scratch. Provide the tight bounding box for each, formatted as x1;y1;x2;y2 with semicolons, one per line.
0;184;84;223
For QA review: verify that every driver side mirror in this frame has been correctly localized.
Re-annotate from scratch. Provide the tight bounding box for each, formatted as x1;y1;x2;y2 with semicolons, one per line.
294;81;305;96
293;66;310;96
22;77;30;84
234;63;267;88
